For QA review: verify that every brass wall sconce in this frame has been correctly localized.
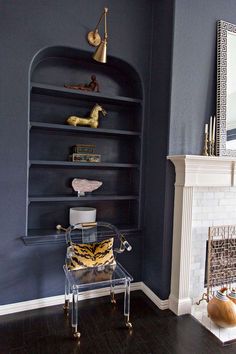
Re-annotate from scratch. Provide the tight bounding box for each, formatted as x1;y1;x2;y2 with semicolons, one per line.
87;7;108;63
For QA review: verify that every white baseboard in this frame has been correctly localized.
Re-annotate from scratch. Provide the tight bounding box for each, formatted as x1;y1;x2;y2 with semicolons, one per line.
141;283;169;310
0;294;66;316
0;281;168;316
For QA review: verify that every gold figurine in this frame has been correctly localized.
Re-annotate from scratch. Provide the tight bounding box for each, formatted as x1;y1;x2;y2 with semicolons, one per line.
66;103;107;129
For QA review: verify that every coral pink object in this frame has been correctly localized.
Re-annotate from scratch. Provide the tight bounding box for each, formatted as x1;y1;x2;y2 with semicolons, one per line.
72;179;102;196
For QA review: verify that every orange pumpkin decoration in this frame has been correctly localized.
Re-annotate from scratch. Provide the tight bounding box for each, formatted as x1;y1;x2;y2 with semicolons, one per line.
207;288;236;328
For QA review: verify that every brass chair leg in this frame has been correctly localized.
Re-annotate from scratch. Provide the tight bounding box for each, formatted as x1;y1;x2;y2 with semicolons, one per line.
63;299;69;313
111;290;116;304
125;314;132;329
73;330;81;339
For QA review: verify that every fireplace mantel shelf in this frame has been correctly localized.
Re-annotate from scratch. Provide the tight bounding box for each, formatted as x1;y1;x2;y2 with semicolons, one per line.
167;155;236;187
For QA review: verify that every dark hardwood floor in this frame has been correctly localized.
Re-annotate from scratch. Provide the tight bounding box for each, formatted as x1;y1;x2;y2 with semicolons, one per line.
0;291;236;354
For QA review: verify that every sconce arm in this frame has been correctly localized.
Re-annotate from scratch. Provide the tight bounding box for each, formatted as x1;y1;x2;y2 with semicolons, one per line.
94;7;107;32
87;7;108;47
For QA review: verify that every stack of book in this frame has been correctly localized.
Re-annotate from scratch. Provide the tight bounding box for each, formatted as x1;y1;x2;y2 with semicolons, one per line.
69;144;101;163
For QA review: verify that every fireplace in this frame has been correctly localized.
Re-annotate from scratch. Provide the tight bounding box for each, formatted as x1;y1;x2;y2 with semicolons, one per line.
168;155;236;344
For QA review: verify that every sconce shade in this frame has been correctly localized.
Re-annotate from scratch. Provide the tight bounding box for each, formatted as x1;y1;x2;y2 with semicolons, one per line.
93;39;107;63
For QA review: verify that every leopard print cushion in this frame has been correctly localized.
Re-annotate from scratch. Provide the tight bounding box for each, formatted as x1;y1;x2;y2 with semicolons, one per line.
67;238;116;270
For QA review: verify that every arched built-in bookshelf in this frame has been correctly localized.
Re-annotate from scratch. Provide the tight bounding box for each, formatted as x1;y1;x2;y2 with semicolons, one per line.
23;46;143;244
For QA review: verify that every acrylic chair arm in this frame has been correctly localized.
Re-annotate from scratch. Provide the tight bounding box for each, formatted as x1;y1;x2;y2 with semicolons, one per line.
114;235;132;254
58;222;133;253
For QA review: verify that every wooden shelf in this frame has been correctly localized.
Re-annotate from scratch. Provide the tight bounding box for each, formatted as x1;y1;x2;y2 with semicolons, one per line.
22;226;141;245
30;122;141;137
28;195;139;203
29;160;139;169
26;61;143;246
31;82;142;106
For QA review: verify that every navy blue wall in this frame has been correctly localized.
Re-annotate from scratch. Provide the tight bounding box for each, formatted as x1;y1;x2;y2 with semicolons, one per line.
2;0;236;306
0;0;153;305
143;0;236;300
169;0;236;155
142;0;175;300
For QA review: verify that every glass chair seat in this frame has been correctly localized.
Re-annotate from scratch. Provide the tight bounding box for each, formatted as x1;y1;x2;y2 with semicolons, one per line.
64;262;133;291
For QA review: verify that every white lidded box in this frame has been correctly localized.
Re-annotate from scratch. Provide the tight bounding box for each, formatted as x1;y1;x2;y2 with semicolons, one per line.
69;207;96;226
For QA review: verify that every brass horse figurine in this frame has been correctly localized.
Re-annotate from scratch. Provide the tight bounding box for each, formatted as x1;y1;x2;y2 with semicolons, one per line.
66;104;107;128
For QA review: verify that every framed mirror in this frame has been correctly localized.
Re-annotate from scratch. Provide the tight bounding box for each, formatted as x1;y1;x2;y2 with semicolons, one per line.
217;20;236;156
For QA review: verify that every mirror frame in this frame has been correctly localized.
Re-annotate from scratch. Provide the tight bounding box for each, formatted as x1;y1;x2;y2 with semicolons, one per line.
217;20;236;156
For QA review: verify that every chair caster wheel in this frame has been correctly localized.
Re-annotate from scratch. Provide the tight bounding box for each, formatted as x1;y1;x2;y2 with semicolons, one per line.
125;321;132;329
73;331;81;339
63;307;69;317
63;300;69;312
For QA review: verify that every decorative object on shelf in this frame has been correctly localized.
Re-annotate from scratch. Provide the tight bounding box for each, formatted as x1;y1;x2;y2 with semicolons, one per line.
69;207;96;226
87;7;108;63
207;288;236;327
69;153;101;163
202;116;216;156
66;103;107;128
72;178;102;197
64;74;100;92
72;144;96;154
69;144;101;162
228;289;236;304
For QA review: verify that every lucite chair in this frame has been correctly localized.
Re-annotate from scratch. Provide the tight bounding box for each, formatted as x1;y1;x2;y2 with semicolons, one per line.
62;221;133;338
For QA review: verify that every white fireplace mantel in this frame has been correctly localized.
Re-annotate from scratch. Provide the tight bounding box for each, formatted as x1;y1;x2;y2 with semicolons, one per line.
167;155;236;315
168;155;236;187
